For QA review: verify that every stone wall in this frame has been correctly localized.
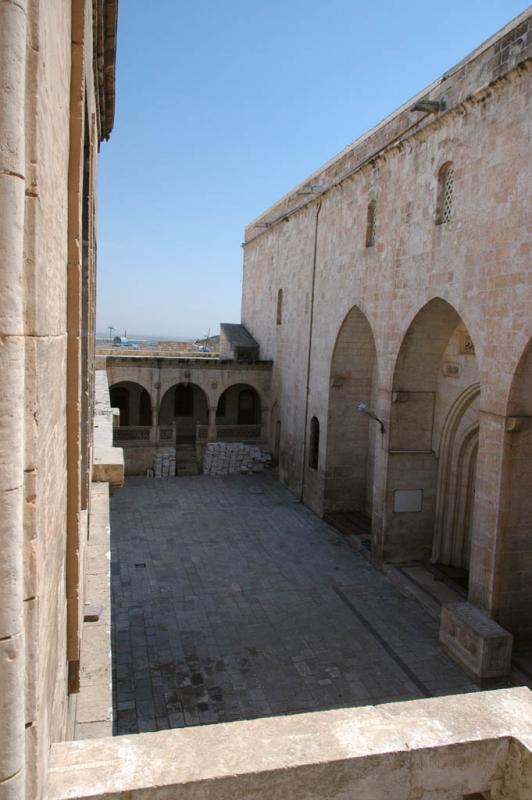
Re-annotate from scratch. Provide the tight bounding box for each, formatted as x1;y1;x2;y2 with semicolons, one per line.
241;10;532;641
0;1;117;798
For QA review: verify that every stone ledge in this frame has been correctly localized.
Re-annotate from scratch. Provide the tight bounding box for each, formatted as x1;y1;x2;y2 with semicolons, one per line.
74;483;112;740
93;370;124;491
440;601;513;685
48;689;532;800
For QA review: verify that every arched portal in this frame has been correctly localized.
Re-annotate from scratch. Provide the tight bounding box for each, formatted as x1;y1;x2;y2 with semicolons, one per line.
385;298;480;568
216;383;262;426
159;383;208;441
324;306;377;516
433;384;480;571
110;381;152;427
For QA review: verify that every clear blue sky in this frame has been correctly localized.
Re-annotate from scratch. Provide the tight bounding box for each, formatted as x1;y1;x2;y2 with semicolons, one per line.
96;0;529;339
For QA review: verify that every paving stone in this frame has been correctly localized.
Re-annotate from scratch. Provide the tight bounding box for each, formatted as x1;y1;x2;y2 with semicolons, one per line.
111;474;479;734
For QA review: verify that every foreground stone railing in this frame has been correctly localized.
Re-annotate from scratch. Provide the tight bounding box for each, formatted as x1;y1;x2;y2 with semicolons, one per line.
47;688;532;800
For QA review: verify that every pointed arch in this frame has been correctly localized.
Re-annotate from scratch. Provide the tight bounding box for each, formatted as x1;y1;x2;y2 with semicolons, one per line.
432;383;480;567
384;297;480;565
325;305;378;515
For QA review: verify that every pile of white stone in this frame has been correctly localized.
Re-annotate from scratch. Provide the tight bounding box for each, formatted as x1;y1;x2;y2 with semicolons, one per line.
203;442;272;476
147;448;176;478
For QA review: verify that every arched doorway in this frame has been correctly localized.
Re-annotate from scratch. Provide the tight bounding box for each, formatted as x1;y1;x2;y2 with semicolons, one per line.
216;384;262;426
159;383;208;441
324;306;378;518
385;298;480;570
432;384;480;573
110;381;152;427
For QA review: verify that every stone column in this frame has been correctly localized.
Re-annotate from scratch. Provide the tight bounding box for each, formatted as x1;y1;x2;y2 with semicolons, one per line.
469;409;532;645
208;406;217;441
150;408;158;442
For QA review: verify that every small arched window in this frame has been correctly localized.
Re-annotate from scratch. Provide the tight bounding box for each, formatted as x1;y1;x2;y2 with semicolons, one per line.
276;288;283;325
365;200;376;247
309;416;319;470
436;162;454;225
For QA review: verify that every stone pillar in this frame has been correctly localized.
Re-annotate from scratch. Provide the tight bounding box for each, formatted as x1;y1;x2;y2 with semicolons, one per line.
208;407;217;441
150;409;158;442
469;409;532;645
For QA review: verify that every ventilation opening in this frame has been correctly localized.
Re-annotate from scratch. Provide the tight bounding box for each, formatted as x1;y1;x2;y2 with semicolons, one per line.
436;162;454;225
365;200;376;247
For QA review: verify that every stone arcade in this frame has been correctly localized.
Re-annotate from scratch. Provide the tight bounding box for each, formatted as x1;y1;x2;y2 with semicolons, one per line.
240;9;532;674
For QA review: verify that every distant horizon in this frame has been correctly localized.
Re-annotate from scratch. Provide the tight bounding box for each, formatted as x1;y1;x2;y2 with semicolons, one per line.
96;330;220;342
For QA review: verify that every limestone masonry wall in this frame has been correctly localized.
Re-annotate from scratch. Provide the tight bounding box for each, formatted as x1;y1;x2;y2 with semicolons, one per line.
241;9;532;643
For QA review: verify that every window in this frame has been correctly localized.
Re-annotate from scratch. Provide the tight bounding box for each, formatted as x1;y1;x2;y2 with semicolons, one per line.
309;416;319;470
365;200;376;247
174;385;194;416
436;162;454;225
276;288;283;325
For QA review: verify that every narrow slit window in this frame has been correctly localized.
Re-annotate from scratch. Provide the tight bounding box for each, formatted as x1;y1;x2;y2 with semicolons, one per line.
436;162;454;225
309;416;319;470
276;288;283;325
365;200;376;248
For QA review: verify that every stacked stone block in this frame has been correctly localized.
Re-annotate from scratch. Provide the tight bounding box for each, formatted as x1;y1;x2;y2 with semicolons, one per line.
203;443;272;476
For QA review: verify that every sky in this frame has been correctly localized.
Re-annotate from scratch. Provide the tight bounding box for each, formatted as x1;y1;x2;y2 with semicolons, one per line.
96;0;529;340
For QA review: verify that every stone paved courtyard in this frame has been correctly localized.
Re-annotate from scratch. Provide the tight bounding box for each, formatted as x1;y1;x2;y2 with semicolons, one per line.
111;473;479;734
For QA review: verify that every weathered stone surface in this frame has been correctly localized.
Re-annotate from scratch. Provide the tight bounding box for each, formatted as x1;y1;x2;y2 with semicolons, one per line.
47;688;532;800
440;601;513;684
240;8;532;645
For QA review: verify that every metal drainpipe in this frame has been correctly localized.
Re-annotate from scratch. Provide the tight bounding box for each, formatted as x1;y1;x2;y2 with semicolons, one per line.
300;200;322;502
0;0;28;797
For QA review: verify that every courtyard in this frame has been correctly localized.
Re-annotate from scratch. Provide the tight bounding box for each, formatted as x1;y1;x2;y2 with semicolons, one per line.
110;473;480;735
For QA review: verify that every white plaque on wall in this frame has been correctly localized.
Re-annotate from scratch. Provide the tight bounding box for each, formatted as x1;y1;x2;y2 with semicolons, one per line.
393;489;423;513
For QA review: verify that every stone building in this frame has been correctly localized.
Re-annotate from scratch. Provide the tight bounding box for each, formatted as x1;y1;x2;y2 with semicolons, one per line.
104;343;272;474
0;1;120;797
241;9;532;659
4;4;532;800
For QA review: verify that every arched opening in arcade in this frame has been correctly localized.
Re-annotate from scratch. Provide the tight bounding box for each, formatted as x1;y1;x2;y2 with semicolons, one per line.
159;383;209;442
324;306;378;541
216;384;262;430
386;297;480;588
110;381;152;427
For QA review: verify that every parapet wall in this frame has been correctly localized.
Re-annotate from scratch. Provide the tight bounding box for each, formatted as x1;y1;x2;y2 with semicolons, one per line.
48;687;532;800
